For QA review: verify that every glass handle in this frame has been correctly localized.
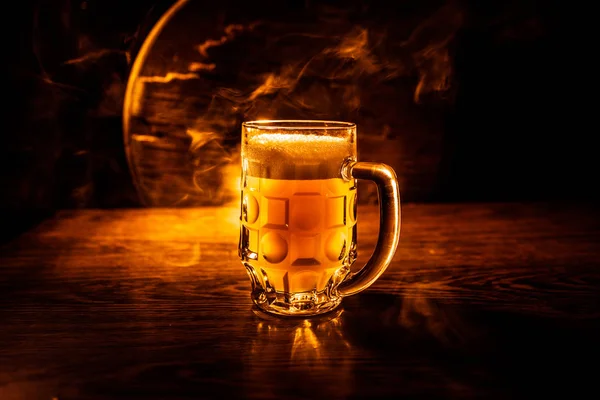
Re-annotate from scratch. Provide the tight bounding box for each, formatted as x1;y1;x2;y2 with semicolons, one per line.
338;161;401;297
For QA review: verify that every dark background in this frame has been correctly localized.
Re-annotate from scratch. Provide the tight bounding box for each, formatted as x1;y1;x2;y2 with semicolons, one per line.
3;0;587;242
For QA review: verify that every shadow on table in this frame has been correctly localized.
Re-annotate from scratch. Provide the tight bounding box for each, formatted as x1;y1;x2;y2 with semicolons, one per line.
0;209;54;245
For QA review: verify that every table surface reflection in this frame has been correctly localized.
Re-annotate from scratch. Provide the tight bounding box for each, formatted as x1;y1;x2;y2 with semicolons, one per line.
1;203;599;399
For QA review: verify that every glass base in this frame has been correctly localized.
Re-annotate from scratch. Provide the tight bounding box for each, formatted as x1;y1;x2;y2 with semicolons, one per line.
243;262;349;317
252;289;343;317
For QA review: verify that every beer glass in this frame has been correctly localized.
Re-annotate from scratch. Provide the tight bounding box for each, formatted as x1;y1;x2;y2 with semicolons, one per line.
239;120;401;316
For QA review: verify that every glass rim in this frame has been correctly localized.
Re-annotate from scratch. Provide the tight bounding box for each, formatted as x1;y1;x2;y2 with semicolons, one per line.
243;120;356;130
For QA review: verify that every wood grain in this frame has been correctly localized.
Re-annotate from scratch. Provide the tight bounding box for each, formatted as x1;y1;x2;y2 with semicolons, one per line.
1;203;599;399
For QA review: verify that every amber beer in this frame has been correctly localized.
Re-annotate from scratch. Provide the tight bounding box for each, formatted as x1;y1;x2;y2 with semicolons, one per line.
240;120;401;316
239;133;357;296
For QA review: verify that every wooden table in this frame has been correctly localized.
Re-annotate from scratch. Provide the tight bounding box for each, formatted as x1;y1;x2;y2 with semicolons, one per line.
1;203;599;399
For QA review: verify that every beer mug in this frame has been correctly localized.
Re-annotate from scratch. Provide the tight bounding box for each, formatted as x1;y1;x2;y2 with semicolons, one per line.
238;120;401;316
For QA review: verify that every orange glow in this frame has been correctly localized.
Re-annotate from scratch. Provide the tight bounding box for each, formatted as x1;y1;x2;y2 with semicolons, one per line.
251;309;351;361
188;62;216;72
196;23;259;58
122;0;462;208
247;309;353;396
50;207;239;266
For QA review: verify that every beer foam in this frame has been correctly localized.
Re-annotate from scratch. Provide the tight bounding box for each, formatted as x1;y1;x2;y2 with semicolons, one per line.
245;133;351;163
244;134;353;179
